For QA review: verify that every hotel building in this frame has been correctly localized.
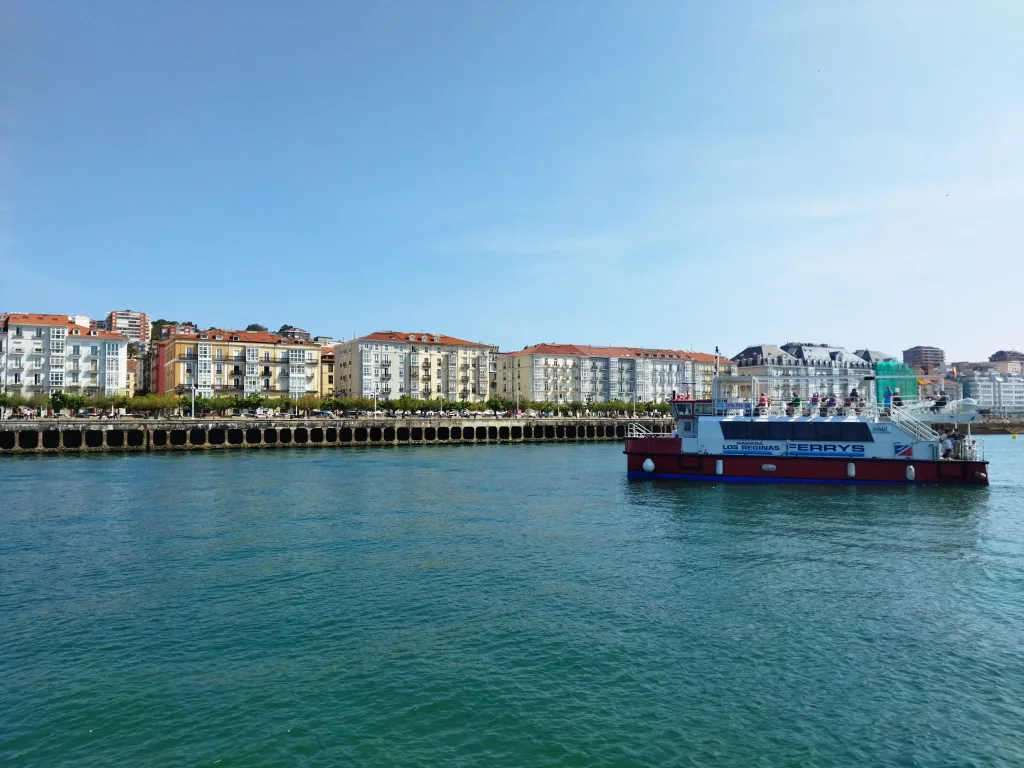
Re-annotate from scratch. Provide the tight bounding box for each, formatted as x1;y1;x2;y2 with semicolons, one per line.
334;331;493;402
151;328;321;399
1;313;129;397
497;344;733;404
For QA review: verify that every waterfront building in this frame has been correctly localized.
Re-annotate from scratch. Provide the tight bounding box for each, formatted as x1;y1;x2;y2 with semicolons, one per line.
125;359;138;397
853;349;898;364
959;370;1024;416
106;309;151;350
951;359;1023;376
916;374;962;402
497;344;733;405
334;331;493;403
151;328;321;399
159;323;196;340
989;350;1024;363
282;327;312;342
732;343;874;402
1;313;128;397
320;349;335;398
903;345;945;370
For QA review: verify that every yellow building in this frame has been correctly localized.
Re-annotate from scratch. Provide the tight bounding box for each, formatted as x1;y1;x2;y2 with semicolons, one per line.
320;349;335;398
153;328;321;399
334;331;494;402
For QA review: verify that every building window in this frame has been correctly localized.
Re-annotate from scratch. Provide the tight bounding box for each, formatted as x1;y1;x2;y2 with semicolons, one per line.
91;346;99;356
215;377;222;386
328;375;334;384
264;378;271;389
216;349;223;360
71;345;80;355
13;373;20;384
216;364;222;374
186;364;193;374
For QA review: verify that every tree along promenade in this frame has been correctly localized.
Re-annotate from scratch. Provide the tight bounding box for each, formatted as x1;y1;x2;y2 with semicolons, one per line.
0;417;670;455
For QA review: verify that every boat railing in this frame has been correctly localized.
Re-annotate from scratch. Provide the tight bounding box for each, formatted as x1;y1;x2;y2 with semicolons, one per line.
890;405;940;441
626;422;668;438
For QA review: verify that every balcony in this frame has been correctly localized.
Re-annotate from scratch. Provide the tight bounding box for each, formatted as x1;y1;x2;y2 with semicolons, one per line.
381;372;391;380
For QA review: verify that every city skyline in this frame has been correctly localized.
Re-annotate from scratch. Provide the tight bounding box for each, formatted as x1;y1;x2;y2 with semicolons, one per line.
3;2;1023;360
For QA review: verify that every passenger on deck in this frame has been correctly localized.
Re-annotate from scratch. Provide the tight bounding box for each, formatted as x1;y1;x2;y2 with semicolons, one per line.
849;388;859;405
932;391;948;412
826;393;838;411
942;432;953;459
758;392;768;415
671;425;679;438
893;388;903;408
883;386;893;413
968;440;979;461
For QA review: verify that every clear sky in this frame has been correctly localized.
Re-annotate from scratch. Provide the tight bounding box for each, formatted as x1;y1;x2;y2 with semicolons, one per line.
2;1;1022;360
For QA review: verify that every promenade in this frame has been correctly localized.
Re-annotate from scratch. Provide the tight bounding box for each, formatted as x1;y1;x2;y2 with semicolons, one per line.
0;416;670;455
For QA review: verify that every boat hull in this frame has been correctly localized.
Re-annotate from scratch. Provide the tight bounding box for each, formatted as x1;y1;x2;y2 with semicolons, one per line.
625;438;989;486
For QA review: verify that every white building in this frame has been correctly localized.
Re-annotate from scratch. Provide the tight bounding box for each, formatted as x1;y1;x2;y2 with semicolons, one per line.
960;370;1024;416
1;313;129;398
732;342;875;402
497;344;734;404
334;331;493;402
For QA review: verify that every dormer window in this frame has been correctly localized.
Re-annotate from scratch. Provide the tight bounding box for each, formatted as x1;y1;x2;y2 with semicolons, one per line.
433;336;440;343
215;335;223;340
72;328;80;335
89;330;97;336
199;333;208;339
408;335;415;341
231;335;239;341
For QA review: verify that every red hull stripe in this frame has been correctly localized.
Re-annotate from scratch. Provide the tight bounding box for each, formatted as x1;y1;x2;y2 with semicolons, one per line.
625;451;989;486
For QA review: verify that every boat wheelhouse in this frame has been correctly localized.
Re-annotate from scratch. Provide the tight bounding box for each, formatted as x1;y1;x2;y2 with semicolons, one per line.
625;375;989;486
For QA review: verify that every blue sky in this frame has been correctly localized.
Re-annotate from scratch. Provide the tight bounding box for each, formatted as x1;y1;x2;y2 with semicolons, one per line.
2;1;1022;360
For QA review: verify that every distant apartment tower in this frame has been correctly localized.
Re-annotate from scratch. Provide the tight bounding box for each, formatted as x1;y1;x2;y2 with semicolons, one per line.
902;345;944;369
106;309;151;348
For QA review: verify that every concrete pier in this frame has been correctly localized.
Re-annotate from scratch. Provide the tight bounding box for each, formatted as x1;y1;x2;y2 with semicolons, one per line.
0;417;671;456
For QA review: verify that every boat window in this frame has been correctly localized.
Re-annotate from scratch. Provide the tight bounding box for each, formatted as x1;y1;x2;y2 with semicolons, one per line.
816;422;844;441
790;422;817;441
840;423;873;442
718;421;875;442
747;422;772;440
720;422;746;440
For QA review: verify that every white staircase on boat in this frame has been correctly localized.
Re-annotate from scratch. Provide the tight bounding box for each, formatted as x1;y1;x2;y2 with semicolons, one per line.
891;405;939;442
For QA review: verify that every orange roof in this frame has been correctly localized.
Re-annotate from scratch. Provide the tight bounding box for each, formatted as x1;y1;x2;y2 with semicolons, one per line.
163;327;319;345
4;312;72;328
505;342;719;361
359;330;489;347
67;323;128;341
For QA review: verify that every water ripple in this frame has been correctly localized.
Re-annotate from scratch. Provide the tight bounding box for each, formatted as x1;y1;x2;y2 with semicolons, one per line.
2;440;1024;766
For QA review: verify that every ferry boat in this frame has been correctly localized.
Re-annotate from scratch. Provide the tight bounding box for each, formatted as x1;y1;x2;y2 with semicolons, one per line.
625;376;989;486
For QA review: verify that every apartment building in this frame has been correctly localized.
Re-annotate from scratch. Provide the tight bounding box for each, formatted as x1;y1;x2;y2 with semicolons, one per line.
151;328;321;399
902;345;945;370
106;309;151;348
497;344;734;404
960;370;1024;416
732;343;875;402
334;331;493;402
320;349;335;398
1;313;128;397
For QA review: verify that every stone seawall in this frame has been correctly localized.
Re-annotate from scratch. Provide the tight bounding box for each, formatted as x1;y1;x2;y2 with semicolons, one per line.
0;418;671;455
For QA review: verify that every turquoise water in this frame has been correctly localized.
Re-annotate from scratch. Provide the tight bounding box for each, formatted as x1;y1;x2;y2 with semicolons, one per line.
2;438;1023;766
